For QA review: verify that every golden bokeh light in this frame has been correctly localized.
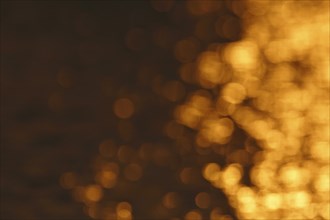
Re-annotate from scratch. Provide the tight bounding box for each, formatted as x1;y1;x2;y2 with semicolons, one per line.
221;163;242;188
203;163;221;182
95;169;117;189
221;82;246;105
224;40;260;72
197;51;228;88
85;184;103;203
116;202;132;220
198;117;234;145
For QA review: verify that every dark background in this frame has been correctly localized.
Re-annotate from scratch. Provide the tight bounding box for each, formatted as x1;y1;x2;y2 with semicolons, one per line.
1;1;242;219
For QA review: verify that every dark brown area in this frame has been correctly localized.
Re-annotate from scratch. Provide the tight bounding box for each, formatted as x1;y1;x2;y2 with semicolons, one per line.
1;1;242;219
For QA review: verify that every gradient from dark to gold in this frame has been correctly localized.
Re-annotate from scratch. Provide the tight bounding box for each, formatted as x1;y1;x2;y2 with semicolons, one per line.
1;1;329;220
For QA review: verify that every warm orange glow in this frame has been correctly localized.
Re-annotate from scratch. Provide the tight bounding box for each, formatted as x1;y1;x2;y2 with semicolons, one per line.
221;164;242;188
184;210;202;220
85;184;103;202
203;163;221;182
221;82;246;104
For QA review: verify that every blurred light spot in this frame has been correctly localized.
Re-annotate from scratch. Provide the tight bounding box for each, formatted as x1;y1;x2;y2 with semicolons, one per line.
114;98;135;119
224;41;259;71
195;192;211;209
163;192;180;209
117;202;132;212
197;52;228;88
175;104;202;129
314;166;330;192
180;167;193;184
262;193;282;210
216;98;237;116
95;169;117;189
222;164;242;187
320;203;330;219
310;141;329;162
85;184;103;202
279;164;304;189
236;186;256;213
264;130;284;150
221;82;246;104
184;210;202;220
203;163;221;182
200;117;234;145
284;191;311;209
116;201;132;220
210;208;222;220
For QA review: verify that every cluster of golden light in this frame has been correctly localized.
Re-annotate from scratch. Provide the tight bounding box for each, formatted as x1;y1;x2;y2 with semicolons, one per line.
59;138;146;219
176;0;329;219
60;138;185;219
58;0;329;219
